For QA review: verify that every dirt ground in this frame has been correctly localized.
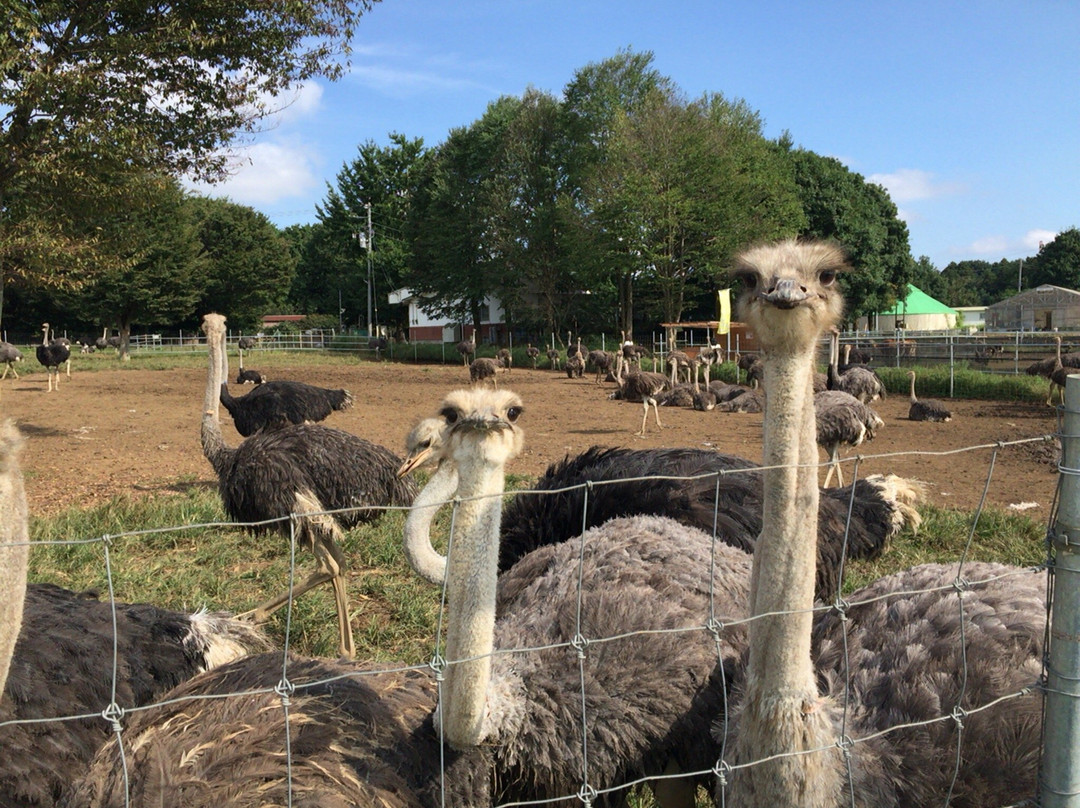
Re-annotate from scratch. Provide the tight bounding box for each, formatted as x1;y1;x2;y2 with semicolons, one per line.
0;359;1063;525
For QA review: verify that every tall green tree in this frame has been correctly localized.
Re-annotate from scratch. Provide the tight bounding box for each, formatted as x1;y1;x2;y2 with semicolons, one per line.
1027;228;1080;290
316;133;429;333
785;148;914;322
408;98;520;340
1;0;372;324
77;179;207;359
190;197;297;331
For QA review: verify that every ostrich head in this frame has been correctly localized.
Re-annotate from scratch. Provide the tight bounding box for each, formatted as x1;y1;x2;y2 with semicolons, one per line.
438;388;524;474
398;416;447;477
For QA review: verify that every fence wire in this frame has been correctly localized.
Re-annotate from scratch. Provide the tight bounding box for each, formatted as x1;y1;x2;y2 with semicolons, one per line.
1;434;1063;807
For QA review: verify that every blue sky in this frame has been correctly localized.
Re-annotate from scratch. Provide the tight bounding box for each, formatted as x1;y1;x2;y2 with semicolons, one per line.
190;0;1079;270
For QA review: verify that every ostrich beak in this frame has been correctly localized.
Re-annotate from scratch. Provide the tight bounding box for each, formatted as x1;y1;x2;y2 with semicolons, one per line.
452;412;513;434
397;445;434;478
762;278;811;309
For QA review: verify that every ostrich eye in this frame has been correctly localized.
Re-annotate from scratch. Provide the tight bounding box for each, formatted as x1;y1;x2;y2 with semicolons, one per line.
440;407;459;425
819;270;837;286
506;406;523;422
734;271;757;291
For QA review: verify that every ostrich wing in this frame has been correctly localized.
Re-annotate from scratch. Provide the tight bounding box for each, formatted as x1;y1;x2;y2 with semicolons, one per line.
220;381;353;437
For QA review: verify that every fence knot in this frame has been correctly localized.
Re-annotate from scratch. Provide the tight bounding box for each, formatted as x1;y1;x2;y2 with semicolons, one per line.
712;759;732;787
101;702;125;734
576;782;598;806
100;533;114;547
835;733;855;758
705;617;725;639
585;479;595;491
951;576;971;594
950;705;968;729
570;633;590;659
831;597;851;620
429;652;447;680
274;678;295;707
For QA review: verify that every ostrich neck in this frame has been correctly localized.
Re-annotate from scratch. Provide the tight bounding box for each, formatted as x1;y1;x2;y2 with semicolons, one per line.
909;374;918;403
402;462;460;585
749;346;821;689
200;324;233;475
0;425;29;699
441;446;506;749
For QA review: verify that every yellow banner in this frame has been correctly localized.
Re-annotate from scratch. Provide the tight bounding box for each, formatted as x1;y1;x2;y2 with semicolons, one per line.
716;288;731;335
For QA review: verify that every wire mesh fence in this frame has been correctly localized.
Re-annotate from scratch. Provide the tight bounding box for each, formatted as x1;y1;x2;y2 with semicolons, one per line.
2;417;1070;806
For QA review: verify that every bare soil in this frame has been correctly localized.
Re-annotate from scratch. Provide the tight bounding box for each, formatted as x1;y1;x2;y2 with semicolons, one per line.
0;360;1061;524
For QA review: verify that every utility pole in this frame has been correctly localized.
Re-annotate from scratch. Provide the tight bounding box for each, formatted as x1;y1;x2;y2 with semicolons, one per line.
365;202;374;337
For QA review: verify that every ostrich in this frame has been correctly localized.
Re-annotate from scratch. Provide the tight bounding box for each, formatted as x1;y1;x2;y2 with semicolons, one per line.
35;324;70;392
456;334;476;366
654;383;696;407
564;353;585;378
235;344;264;384
219;377;354;437
237;335;257;351
815;389;884;487
469;356;504;387
665;349;693;384
2;585;270;807
721;239;1044;807
1026;336;1080;402
525;343;540;368
495;347;512;371
402;388;753;803
201;313;417;658
585;348;614;384
716;387;765;413
0;342;23;380
610;358;670;435
1044;335;1077;406
546;346;561;370
827;330;885;403
906;369;952;422
0;424;269;807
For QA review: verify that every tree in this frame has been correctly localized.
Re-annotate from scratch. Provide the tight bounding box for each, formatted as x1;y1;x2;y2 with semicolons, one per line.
77;179;207;360
1;0;373;323
1027;228;1080;290
909;256;944;300
316;133;429;333
785;148;914;322
190;197;297;331
408;98;520;340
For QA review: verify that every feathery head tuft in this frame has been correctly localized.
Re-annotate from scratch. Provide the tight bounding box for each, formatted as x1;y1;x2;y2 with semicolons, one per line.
438;388;525;469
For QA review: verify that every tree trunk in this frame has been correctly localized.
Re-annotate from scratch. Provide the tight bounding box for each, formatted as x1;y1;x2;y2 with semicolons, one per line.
118;319;132;362
619;270;634;342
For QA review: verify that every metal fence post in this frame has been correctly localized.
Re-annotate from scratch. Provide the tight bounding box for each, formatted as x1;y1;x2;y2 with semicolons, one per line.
1042;373;1080;807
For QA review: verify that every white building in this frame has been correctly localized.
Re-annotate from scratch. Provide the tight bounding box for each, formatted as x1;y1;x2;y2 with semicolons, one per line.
388;288;507;343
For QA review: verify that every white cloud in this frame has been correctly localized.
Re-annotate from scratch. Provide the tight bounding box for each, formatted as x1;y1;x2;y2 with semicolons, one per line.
868;168;962;203
961;229;1059;258
1023;229;1059;251
249;80;324;132
187;139;321;205
348;63;494;97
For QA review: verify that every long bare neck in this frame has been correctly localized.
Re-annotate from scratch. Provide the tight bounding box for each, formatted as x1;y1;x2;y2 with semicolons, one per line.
909;374;918;403
402;462;459;585
733;338;840;808
200;320;233;475
0;422;28;698
749;344;820;682
441;445;506;748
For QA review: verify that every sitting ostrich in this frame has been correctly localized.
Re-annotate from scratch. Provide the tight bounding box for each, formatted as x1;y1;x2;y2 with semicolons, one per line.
525;343;540;368
201;314;416;658
0;342;22;381
906;369;952;421
235;344;264;384
456;334;476;366
721;240;1044;808
35;323;70;392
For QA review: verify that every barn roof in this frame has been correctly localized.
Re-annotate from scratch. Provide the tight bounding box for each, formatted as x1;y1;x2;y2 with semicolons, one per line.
878;284;956;316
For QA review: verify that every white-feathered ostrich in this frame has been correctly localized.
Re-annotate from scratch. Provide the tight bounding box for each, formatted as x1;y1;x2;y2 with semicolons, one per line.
0;342;23;380
525;343;540;368
456;334;475;367
35;324;70;392
0;423;269;807
723;239;1043;807
906;369;952;422
201;313;417;658
218;371;353;437
610;357;670;435
826;329;885;403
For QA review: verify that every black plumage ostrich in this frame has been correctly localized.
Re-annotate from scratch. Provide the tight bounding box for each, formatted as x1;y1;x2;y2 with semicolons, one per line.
35;323;70;392
218;357;353;436
1;585;269;808
906;369;952;422
201;313;417;658
234;344;264;385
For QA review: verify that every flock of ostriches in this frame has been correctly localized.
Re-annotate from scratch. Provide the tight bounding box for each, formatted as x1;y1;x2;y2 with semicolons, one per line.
0;241;1050;807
